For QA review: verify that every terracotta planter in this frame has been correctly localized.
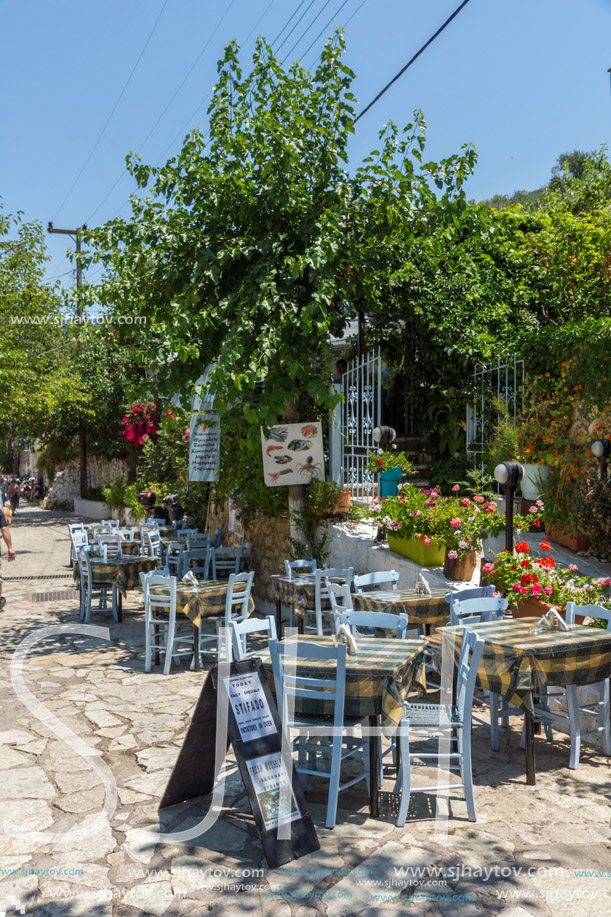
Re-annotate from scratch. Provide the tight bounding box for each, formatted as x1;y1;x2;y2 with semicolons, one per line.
333;490;352;514
387;533;445;566
546;528;591;553
443;549;477;582
510;598;586;623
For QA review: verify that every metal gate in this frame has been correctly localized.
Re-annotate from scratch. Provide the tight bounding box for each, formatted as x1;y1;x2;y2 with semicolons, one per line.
466;354;525;468
336;348;382;502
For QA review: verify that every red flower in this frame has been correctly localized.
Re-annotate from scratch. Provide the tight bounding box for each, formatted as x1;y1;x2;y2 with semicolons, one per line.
539;541;551;552
520;560;530;568
515;542;530;553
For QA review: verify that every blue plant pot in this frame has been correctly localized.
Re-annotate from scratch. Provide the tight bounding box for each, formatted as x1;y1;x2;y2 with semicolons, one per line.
379;467;402;498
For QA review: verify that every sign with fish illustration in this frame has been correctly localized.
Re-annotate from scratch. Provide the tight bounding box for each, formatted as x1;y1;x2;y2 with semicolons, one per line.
260;422;324;486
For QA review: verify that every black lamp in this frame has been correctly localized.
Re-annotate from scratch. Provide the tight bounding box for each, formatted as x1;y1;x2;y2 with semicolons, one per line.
373;425;396;449
494;461;524;551
591;438;610;481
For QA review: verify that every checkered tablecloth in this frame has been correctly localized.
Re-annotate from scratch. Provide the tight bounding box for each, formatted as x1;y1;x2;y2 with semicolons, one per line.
73;556;160;597
270;574;344;620
149;579;255;627
441;618;611;716
262;635;428;734
352;588;450;626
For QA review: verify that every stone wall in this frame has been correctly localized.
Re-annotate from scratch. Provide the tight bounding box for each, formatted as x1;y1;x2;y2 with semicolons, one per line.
43;456;131;510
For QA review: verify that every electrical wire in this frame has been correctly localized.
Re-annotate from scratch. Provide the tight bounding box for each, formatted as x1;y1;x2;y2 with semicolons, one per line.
275;0;318;55
299;0;352;63
270;0;310;47
355;0;472;123
53;0;170;222
306;0;366;68
86;0;238;223
282;0;336;63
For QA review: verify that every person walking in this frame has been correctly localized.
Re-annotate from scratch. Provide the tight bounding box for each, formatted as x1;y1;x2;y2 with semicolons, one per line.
0;506;16;610
0;474;6;507
7;477;19;515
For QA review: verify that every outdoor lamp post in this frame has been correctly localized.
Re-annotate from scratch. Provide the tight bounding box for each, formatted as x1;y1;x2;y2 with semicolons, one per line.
590;438;610;481
494;460;524;552
373;425;396;449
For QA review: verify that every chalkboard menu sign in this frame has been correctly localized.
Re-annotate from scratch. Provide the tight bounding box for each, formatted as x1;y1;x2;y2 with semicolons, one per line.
189;412;220;482
160;658;319;868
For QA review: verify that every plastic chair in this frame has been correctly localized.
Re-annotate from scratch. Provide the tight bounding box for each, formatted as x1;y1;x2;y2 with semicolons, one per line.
302;567;354;635
531;603;611;768
211;546;242;579
284;558;317;579
142;572;192;675
394;628;484;826
198;571;254;661
269;637;370;829
77;547;117;624
229;615;277;662
353;571;399;593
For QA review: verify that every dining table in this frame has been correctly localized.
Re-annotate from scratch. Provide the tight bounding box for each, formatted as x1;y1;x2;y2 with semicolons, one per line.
352;586;450;631
270;573;345;636
439;617;611;784
261;634;429;817
73;554;161;621
149;578;256;671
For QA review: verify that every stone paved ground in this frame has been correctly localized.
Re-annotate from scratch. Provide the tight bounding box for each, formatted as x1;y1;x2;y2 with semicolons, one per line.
0;505;610;917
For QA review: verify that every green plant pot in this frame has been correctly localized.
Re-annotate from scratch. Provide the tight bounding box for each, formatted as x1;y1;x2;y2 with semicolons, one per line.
379;467;402;497
387;533;445;566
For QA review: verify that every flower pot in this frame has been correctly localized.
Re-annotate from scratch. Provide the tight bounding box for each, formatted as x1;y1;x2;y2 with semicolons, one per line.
379;466;402;498
333;490;352;514
519;463;550;500
510;598;585;623
443;549;477;582
546;528;591;553
387;533;445;566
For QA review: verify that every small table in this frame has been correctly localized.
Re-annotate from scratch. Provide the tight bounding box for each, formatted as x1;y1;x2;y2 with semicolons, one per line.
441;618;611;784
262;635;428;817
73;555;160;622
150;579;255;672
352;588;450;631
270;574;345;636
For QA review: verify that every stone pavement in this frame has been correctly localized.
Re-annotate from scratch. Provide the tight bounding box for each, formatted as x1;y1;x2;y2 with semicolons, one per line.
0;504;609;917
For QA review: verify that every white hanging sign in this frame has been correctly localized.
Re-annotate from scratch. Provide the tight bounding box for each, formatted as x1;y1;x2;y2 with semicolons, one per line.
189;412;219;482
261;422;325;487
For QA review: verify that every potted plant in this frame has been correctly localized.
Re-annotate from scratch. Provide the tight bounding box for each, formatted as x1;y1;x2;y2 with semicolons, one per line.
485;400;550;500
482;541;598;619
366;449;412;499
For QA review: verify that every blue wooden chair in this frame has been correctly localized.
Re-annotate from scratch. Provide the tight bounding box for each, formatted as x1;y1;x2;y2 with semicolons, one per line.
77;546;117;624
229;615;277;662
142;572;192;675
284;558;317;578
394;629;484;826
353;570;399;593
269;637;370;829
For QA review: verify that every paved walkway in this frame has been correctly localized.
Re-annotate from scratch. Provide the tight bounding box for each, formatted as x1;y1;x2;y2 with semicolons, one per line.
0;505;609;916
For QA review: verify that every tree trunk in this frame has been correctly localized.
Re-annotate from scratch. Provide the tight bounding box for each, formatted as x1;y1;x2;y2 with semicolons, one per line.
283;395;307;549
79;428;88;500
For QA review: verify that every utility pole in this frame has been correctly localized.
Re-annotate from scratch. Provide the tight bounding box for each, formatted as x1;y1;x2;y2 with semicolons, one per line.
47;222;88;499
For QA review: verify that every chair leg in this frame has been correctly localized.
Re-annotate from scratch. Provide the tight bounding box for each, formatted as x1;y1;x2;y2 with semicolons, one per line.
395;719;411;827
144;619;153;673
325;736;343;829
489;693;500;752
460;725;476;822
539;686;554;742
566;685;581;770
163;620;175;676
601;680;611;756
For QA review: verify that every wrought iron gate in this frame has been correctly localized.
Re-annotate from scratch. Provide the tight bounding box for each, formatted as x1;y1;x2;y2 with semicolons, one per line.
466;354;525;468
339;348;382;501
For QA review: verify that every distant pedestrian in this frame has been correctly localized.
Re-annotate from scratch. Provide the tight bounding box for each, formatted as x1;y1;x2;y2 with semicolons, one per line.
0;474;6;507
7;478;19;515
0;506;16;610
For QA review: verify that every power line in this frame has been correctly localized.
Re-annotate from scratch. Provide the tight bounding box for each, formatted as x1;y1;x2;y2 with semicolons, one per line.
270;0;310;47
53;0;170;222
355;0;472;123
282;0;336;63
276;0;318;55
86;0;238;224
300;0;354;65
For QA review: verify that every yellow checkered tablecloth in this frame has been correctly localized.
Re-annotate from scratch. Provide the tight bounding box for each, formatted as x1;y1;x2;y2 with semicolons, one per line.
262;635;428;734
150;579;255;628
441;618;611;716
270;574;344;619
73;556;160;597
352;588;450;626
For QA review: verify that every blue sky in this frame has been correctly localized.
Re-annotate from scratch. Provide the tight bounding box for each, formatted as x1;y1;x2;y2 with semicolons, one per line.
1;0;610;288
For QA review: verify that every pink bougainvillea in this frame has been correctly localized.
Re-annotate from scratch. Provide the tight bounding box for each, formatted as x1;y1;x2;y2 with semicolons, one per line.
119;402;161;448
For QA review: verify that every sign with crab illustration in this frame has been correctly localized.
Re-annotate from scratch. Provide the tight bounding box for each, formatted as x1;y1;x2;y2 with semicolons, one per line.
260;422;325;486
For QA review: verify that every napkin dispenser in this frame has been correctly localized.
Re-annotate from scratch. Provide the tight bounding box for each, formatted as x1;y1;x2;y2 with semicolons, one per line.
182;570;199;586
531;607;569;634
334;623;358;655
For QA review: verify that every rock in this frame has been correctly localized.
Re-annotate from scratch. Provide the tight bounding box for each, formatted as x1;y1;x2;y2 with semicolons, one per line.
0;766;55;799
0;746;31;769
0;730;36;746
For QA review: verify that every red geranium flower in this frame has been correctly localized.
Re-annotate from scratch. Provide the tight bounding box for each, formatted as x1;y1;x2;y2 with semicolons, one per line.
539;541;551;551
515;542;530;553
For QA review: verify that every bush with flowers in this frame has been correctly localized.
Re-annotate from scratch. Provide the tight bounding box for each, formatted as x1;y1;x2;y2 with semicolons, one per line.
482;541;600;611
365;448;413;476
369;483;544;558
